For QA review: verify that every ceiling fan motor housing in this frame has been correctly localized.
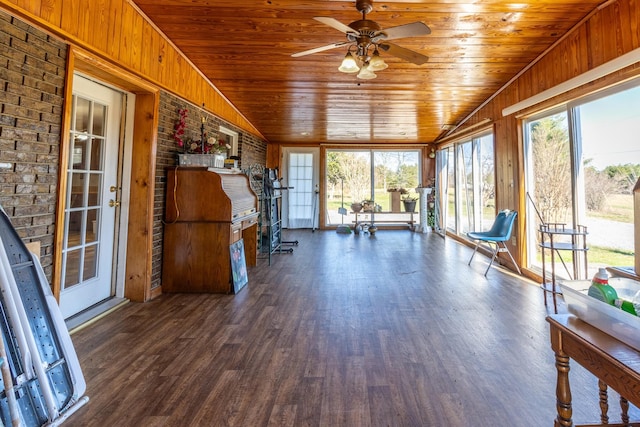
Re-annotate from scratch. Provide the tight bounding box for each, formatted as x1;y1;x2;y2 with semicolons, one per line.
356;0;374;15
347;19;382;49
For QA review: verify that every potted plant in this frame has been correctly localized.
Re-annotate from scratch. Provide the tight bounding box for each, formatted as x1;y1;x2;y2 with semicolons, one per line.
427;185;436;229
387;187;407;212
362;200;375;212
427;205;436;229
402;194;417;212
172;107;231;168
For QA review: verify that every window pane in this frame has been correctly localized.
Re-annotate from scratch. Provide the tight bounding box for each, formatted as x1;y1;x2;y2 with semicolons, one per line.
326;151;371;226
74;97;90;133
69;172;86;208
478;134;495;231
575;85;640;275
457;142;474;234
88;173;101;206
92;103;106;136
374;151;419;212
524;111;570;273
86;208;99;243
83;244;98;281
63;248;81;289
446;147;456;231
71;137;88;170
90;138;104;171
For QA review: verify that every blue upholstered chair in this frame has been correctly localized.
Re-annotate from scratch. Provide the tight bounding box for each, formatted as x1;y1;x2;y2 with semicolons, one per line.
467;210;521;276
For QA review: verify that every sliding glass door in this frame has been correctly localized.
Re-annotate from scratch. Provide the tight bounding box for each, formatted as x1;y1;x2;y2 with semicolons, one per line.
523;80;640;278
438;133;495;235
325;149;420;226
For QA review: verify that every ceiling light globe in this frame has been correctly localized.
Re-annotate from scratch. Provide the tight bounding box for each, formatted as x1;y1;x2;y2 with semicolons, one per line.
338;52;360;73
357;63;377;80
368;51;388;72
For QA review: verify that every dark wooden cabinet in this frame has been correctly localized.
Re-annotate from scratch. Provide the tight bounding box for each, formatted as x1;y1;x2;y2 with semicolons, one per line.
162;166;258;293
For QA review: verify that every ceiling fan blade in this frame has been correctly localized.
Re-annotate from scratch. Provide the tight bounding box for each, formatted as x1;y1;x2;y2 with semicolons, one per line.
378;42;429;65
314;17;358;35
378;22;431;41
291;41;351;58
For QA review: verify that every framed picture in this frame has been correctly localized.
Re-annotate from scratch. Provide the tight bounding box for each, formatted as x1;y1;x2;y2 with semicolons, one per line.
229;238;248;293
219;126;239;157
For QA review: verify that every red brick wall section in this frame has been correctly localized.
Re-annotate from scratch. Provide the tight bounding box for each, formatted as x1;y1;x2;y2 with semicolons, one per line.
0;10;67;279
0;10;268;290
153;93;267;290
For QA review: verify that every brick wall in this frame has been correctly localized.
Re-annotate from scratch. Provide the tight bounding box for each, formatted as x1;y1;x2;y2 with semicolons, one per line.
0;10;67;278
153;92;267;290
0;11;268;290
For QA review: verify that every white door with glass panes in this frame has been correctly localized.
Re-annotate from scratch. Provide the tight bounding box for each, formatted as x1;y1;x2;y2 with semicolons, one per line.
59;75;122;318
282;148;319;229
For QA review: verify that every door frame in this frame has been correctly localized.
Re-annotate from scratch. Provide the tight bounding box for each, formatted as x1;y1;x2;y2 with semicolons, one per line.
53;47;159;303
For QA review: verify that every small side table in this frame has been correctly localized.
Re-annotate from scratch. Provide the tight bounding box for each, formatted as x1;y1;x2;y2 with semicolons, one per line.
539;223;588;311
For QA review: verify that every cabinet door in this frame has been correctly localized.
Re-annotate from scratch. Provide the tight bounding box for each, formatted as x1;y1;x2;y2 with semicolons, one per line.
162;222;232;293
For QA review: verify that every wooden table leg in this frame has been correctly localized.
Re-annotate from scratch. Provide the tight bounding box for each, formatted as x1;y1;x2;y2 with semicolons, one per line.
621;396;630;425
598;379;609;424
555;351;573;427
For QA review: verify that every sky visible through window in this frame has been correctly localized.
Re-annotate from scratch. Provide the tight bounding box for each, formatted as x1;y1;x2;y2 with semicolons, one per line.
580;86;640;170
578;84;639;272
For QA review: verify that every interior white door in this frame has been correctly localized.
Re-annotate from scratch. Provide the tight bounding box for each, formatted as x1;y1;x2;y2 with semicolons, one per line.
59;75;122;319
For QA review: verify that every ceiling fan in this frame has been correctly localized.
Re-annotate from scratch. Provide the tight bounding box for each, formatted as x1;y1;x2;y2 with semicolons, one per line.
291;0;431;79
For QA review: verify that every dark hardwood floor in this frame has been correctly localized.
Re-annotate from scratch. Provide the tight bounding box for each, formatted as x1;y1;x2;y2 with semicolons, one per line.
66;229;636;426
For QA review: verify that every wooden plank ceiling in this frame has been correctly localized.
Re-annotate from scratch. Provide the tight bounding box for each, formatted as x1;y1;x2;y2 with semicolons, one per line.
132;0;604;145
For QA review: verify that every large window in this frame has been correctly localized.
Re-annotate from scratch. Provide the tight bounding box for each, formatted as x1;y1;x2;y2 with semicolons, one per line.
524;80;640;278
437;132;495;235
325;149;420;226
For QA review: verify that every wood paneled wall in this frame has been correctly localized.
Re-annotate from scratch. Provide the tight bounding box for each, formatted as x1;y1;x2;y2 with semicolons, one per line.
446;0;640;275
0;0;263;140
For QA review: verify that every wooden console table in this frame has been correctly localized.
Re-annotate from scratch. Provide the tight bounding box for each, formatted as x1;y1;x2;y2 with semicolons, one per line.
547;314;640;426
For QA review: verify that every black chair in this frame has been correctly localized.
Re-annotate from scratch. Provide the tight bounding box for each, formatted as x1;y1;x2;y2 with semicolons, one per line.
467;210;521;276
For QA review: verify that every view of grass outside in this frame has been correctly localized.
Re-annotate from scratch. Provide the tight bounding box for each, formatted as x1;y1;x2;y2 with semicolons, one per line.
526;83;639;279
325;150;420;226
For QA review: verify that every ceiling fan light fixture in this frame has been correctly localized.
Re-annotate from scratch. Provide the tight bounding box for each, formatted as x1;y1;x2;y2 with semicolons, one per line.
338;51;360;73
368;48;388;71
357;62;377;79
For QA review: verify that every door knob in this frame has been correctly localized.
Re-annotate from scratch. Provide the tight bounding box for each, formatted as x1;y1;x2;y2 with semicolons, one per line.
109;199;120;207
